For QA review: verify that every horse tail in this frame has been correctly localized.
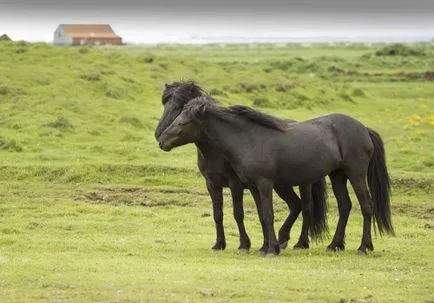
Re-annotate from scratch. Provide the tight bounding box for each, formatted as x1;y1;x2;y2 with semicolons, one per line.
367;128;395;236
309;177;329;241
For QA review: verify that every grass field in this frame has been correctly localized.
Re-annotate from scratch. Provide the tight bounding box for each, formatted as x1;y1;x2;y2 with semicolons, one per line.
0;41;433;302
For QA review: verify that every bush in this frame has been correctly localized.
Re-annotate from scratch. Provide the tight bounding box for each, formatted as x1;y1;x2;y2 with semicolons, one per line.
275;84;293;92
339;93;355;103
104;83;128;100
239;83;266;93
253;97;273;108
209;88;227;97
328;65;345;73
44;116;74;131
15;48;27;54
78;47;91;54
375;44;426;57
0;137;23;152
119;116;144;128
143;55;154;63
0;84;10;95
80;72;101;81
352;88;367;97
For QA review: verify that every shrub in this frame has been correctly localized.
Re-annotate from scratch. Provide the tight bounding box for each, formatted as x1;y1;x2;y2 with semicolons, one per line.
119;116;144;128
143;55;154;63
253;97;273;108
375;44;426;57
292;92;309;102
104;83;128;100
78;47;91;54
0;137;23;152
44;116;74;131
159;63;168;70
0;84;10;95
15;48;27;54
239;83;266;93
80;72;101;81
352;88;367;97
328;65;345;73
209;88;227;96
275;84;293;92
339;93;355;103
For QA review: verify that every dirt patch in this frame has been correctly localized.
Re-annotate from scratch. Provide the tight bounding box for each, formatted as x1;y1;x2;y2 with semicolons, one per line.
75;186;208;207
391;177;433;192
332;70;434;81
393;203;434;220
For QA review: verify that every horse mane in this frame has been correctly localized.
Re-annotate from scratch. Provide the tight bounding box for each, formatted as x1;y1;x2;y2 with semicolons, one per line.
228;105;288;132
162;80;208;106
185;96;287;132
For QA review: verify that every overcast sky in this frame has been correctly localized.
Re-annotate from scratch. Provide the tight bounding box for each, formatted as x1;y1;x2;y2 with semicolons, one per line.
0;0;433;43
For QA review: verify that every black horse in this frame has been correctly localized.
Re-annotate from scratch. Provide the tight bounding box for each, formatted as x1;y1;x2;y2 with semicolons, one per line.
159;96;394;256
155;81;328;253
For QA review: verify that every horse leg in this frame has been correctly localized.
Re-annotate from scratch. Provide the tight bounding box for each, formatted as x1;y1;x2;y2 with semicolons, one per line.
229;181;251;251
349;175;375;254
274;185;302;250
206;180;226;250
257;178;280;256
249;187;268;254
295;185;313;249
327;171;352;251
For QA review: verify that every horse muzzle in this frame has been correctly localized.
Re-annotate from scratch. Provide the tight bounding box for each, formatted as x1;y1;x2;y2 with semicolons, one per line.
158;140;172;152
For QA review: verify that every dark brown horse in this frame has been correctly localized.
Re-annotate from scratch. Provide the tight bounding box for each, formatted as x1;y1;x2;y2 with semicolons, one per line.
155;81;328;253
159;96;394;256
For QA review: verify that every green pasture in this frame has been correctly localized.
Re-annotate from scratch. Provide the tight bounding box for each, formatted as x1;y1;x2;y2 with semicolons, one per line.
0;41;433;302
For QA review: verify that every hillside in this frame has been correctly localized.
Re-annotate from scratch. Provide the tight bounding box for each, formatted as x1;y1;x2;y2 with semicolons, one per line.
0;41;433;183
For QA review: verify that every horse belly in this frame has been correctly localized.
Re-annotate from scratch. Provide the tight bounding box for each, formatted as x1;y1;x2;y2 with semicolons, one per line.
276;144;339;185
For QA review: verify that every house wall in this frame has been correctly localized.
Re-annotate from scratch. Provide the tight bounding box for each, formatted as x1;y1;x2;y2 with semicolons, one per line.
72;37;122;46
53;26;73;45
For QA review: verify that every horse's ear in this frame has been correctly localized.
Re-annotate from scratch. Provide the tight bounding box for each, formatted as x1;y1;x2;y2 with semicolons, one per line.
189;101;207;119
200;103;208;114
195;102;210;116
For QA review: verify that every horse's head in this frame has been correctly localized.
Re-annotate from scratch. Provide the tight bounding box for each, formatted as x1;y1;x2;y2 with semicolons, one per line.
154;81;206;140
158;97;211;151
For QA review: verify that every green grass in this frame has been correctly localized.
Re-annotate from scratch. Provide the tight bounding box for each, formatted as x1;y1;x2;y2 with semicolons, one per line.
0;41;433;302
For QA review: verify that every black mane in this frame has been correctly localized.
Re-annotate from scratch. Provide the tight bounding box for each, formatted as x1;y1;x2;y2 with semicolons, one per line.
162;80;207;106
186;96;287;132
228;105;288;132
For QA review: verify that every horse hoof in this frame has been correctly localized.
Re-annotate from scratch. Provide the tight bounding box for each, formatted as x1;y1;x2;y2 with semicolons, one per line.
279;241;288;250
211;242;226;251
357;249;368;255
293;243;309;250
326;243;345;252
238;248;249;254
265;253;277;258
258;249;267;256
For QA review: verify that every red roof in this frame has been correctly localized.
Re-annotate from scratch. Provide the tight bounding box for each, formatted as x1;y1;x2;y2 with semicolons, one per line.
60;24;120;38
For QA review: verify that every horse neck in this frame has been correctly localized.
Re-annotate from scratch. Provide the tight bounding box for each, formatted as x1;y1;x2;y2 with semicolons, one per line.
198;113;257;159
194;140;214;158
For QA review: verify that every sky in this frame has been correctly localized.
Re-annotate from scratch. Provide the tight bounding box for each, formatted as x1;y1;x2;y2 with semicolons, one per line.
0;0;433;43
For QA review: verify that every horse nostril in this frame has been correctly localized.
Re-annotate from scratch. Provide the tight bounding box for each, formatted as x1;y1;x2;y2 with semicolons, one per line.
155;131;161;141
